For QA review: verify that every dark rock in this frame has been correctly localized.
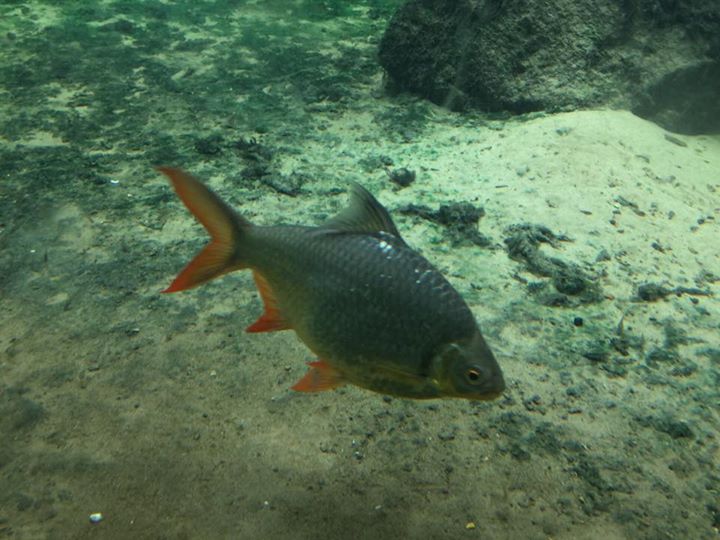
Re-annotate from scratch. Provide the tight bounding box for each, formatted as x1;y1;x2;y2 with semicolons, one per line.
658;419;694;439
504;224;602;304
435;202;484;227
379;0;720;134
565;386;582;397
386;167;416;187
635;414;694;439
554;270;587;295
398;201;490;246
636;282;671;301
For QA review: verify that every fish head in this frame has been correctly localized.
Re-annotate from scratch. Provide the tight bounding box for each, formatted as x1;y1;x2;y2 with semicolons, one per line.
432;329;505;401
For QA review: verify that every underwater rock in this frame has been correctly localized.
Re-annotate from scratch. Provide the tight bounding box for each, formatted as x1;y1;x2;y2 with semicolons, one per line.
635;414;694;439
379;0;720;134
504;224;602;305
398;201;491;246
636;282;672;301
386;167;416;187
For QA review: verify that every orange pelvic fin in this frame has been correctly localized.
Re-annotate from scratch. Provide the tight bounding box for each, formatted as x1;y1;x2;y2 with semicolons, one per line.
292;361;345;393
246;271;291;333
158;167;250;293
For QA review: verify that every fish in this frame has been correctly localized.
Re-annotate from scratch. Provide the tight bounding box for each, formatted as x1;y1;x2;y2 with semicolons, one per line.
158;167;505;400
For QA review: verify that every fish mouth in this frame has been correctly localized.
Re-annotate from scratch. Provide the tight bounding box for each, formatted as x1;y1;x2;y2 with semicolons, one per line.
450;377;505;401
473;390;503;401
475;373;506;401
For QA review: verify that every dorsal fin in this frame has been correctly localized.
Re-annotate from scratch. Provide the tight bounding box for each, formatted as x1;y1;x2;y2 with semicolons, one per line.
322;182;406;243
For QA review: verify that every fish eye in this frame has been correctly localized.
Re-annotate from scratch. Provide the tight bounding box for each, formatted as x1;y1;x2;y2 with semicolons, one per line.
465;367;483;384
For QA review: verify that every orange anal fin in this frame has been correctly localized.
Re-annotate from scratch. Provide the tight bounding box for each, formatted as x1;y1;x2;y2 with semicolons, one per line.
291;361;345;393
245;270;291;333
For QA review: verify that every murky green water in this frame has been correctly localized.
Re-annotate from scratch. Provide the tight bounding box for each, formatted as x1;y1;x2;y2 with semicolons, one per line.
1;2;718;539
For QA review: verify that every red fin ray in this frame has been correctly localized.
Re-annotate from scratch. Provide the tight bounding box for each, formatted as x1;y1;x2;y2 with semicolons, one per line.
158;167;250;293
292;361;345;392
246;271;291;333
164;241;236;293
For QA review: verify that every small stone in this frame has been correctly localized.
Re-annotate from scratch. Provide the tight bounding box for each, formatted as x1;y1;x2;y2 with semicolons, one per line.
637;283;671;301
565;386;581;397
89;513;103;524
387;167;416;187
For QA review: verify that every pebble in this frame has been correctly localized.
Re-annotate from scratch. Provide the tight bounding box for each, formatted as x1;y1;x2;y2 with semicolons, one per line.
387;167;416;187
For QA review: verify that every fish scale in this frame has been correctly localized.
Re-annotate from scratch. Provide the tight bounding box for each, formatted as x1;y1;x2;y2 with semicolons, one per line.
252;228;474;368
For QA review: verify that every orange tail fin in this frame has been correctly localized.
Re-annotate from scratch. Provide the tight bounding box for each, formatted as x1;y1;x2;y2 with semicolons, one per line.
157;167;250;293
